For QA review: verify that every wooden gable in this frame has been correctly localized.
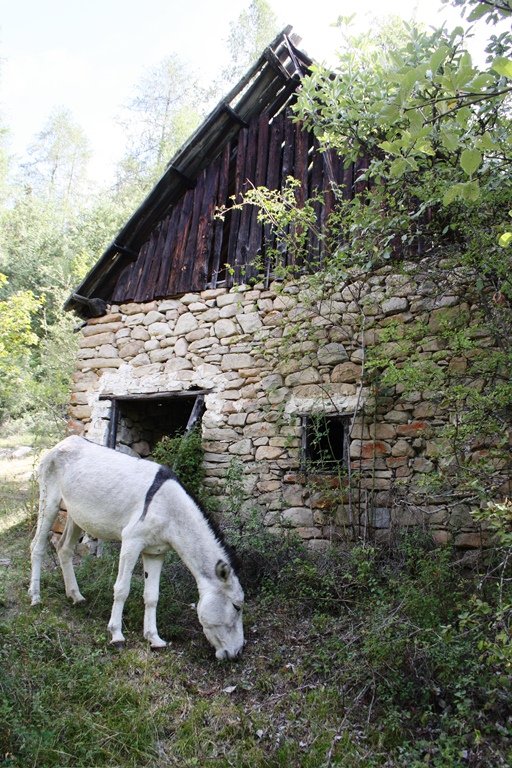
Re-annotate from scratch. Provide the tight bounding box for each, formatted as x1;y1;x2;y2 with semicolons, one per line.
65;29;363;319
106;110;364;305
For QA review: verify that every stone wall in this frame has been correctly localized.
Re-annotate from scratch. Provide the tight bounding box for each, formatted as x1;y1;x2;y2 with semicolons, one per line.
68;263;504;548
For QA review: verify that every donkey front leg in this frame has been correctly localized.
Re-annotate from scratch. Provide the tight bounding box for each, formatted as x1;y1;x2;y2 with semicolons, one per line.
142;553;166;648
107;538;142;648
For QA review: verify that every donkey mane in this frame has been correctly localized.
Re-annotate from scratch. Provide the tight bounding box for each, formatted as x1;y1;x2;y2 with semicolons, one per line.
169;469;240;575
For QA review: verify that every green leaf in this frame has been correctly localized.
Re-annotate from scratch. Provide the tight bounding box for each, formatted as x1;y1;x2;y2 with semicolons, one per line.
460;148;482;176
378;140;395;154
469;73;494;91
498;232;512;247
389;157;407;177
467;2;492;20
442;186;459;206
417;141;435;156
429;46;449;75
377;102;400;124
462;180;480;201
407;109;424;134
440;129;460;152
456;106;472;126
398;68;420;104
475;132;498;152
492;57;512;80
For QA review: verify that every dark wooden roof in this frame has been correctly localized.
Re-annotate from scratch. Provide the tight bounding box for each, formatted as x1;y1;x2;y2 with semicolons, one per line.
65;29;364;319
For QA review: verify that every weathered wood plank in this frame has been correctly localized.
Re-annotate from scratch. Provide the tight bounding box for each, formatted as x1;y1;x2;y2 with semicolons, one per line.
166;187;195;297
138;215;171;302
209;142;231;287
294;120;308;206
266;111;284;190
308;137;324;264
288;119;309;270
281;109;295;185
155;199;184;297
234;65;281;121
111;261;136;303
175;170;207;294
190;155;221;289
124;241;149;300
342;161;354;200
281;110;296;268
261;111;284;277
225;128;248;287
234;119;259;282
246;113;270;282
133;227;160;302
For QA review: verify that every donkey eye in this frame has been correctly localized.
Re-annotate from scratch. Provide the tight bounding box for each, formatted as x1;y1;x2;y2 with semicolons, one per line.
233;604;242;613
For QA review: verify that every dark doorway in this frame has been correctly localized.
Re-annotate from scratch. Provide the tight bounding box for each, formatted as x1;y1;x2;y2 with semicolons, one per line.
99;391;207;455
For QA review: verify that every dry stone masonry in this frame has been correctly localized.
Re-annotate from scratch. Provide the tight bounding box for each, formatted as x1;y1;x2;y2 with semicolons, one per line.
68;261;503;549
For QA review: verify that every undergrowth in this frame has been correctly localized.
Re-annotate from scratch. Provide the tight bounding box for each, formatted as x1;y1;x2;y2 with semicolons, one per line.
1;467;511;766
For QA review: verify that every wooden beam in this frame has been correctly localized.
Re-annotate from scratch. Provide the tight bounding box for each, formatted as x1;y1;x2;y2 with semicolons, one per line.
99;390;210;402
167;165;196;189
221;103;249;128
107;398;119;449
185;394;206;433
113;242;139;260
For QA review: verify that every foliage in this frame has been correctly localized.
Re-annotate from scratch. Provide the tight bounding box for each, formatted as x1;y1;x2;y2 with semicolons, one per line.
296;16;512;203
0;275;40;360
151;427;205;497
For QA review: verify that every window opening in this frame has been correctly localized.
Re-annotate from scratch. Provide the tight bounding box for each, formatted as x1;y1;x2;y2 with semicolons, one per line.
300;413;351;473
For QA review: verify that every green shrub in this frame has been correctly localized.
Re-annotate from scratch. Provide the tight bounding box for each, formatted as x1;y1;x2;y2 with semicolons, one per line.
151;426;205;496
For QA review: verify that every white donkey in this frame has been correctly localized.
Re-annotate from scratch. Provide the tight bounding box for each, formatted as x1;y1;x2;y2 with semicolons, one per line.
29;436;244;659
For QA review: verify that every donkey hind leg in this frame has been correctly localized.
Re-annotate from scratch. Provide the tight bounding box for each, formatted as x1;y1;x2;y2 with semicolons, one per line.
57;515;85;604
142;553;166;648
107;538;143;648
28;481;62;606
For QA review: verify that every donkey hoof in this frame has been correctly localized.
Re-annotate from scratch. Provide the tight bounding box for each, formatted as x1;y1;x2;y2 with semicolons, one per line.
68;591;86;604
111;640;125;651
150;640;167;651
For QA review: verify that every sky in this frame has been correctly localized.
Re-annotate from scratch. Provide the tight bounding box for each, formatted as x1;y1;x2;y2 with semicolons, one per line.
0;0;465;185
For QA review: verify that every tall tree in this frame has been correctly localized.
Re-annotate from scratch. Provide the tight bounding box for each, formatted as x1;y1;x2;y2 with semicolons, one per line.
21;107;91;206
115;54;203;195
222;0;279;83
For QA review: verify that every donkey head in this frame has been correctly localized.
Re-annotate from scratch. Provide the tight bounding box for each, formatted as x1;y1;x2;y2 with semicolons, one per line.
197;559;244;660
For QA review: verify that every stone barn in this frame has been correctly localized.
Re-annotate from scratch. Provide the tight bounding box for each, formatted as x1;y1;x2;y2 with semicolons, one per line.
64;28;505;548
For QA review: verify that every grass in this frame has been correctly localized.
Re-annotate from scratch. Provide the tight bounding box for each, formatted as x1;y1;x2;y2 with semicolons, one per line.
1;450;512;767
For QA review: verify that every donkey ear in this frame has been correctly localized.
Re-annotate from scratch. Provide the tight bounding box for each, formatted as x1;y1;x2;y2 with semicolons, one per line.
215;559;231;583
